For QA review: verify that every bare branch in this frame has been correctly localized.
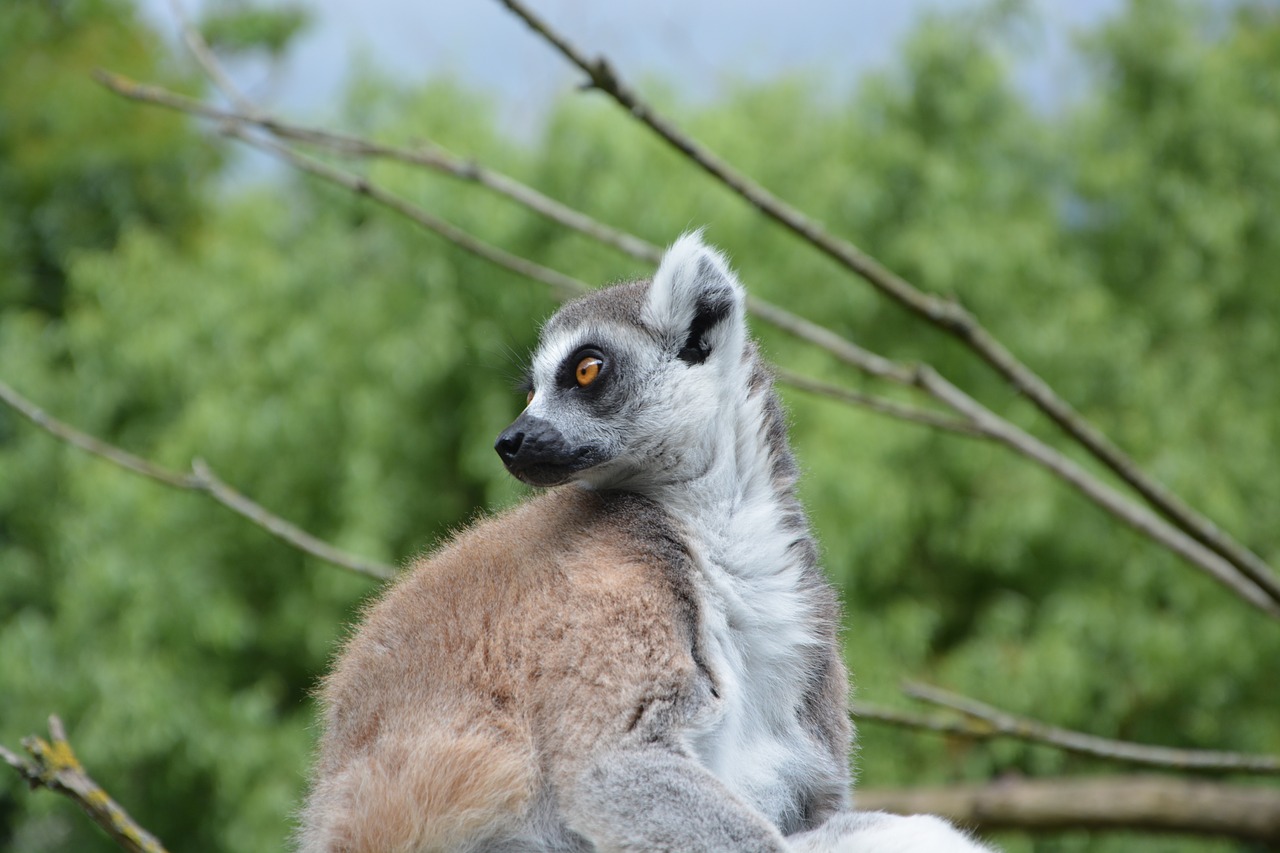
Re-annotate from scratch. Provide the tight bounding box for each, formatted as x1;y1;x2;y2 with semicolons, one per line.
2;716;170;853
166;0;256;114
853;701;1015;739
776;371;984;438
493;0;1280;606
901;682;1280;775
220;123;591;300
188;459;395;580
292;128;663;264
0;378;195;489
905;368;1280;617
93;75;589;300
0;378;394;580
97;64;923;393
857;775;1280;844
746;298;914;383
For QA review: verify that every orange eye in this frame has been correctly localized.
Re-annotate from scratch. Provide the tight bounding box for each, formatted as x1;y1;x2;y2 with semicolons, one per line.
526;390;534;405
575;356;603;387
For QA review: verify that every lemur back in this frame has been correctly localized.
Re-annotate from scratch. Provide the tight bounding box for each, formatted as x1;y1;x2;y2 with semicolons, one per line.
299;235;993;852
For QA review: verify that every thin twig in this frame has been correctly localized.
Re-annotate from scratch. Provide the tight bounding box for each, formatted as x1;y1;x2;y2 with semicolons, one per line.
901;682;1280;775
0;378;195;489
189;458;395;580
852;701;998;739
89;71;918;385
167;0;638;284
493;0;1280;607
1;716;170;853
776;370;985;438
93;68;527;291
221;123;590;299
87;76;930;388
166;0;258;113
93;71;1280;616
0;378;394;580
294;128;662;264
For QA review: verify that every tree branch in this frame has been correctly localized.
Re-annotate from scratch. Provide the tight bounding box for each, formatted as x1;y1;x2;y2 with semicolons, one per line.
900;682;1280;775
0;377;195;490
905;367;1280;616
0;378;395;580
220;122;592;300
166;0;257;115
493;0;1280;608
856;775;1280;844
1;716;170;853
776;371;985;438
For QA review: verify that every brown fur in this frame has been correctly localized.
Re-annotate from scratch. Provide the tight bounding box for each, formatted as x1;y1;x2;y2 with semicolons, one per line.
300;487;707;852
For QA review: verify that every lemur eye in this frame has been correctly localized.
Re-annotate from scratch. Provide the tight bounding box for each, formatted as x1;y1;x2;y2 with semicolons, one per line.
526;390;535;405
575;356;603;387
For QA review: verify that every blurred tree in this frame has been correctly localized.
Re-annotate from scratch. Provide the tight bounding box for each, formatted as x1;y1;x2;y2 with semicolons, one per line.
197;0;312;61
1;1;1278;852
0;0;218;317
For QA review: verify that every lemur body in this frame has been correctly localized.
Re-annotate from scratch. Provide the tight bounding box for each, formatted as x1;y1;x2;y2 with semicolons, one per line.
299;235;991;852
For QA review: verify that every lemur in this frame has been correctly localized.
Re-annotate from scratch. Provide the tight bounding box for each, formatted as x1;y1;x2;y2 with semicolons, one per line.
299;234;993;852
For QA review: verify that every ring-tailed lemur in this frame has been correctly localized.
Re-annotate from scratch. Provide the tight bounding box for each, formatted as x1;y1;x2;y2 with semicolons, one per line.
299;233;993;852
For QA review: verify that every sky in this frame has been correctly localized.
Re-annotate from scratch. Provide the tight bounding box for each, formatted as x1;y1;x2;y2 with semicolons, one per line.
138;0;1126;134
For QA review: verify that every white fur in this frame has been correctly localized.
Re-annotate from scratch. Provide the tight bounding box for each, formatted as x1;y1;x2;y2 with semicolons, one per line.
790;812;991;853
648;351;824;823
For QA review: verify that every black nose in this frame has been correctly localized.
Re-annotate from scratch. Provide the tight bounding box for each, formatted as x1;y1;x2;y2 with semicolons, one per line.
494;428;525;463
495;414;600;486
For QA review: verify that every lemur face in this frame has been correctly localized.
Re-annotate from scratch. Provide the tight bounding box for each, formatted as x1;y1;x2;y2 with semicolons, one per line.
495;234;747;491
494;321;641;487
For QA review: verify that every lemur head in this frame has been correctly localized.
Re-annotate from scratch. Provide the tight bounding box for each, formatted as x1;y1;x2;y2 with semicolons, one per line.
495;233;753;491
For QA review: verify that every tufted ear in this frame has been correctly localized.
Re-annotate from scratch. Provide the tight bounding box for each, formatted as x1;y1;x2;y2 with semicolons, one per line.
644;232;746;365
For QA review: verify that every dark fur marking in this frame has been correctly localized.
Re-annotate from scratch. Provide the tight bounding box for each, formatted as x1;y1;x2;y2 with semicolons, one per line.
677;278;733;364
625;702;646;733
549;347;633;423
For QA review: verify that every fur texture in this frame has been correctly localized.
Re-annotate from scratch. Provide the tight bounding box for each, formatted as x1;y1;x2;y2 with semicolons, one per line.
299;234;993;852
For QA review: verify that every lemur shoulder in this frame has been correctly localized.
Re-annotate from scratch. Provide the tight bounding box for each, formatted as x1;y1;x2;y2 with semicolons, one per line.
299;234;994;852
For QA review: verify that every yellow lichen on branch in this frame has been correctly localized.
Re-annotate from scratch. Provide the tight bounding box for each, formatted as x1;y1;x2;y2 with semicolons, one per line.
1;716;170;853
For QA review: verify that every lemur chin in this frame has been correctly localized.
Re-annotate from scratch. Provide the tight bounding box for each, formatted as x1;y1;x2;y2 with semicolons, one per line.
299;233;995;853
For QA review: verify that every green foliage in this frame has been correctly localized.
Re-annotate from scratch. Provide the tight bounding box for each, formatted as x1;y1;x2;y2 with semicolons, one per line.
198;1;312;59
3;1;1279;852
0;0;218;317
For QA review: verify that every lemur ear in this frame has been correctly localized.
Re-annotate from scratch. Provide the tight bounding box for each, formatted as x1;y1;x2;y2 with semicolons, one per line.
644;232;746;365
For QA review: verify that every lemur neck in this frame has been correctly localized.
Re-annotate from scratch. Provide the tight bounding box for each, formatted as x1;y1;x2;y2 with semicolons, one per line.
647;358;804;543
